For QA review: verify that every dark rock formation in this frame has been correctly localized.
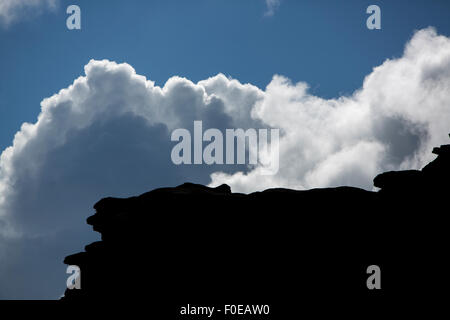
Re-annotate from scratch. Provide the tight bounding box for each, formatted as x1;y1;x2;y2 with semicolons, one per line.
61;136;449;315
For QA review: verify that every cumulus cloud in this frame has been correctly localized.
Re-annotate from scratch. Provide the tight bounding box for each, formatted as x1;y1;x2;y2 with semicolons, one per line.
0;0;58;26
0;60;261;298
0;27;450;298
210;27;450;192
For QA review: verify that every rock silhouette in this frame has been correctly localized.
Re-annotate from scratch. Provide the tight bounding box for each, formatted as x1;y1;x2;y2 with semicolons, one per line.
61;136;449;315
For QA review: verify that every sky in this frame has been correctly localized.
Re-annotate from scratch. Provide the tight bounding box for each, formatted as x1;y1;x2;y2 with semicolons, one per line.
1;0;450;299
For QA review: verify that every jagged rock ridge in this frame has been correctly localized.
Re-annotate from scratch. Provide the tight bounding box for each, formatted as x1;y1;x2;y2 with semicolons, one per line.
62;136;449;312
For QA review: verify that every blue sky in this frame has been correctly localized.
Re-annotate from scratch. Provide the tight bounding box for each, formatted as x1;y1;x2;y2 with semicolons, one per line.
1;0;450;152
1;0;450;299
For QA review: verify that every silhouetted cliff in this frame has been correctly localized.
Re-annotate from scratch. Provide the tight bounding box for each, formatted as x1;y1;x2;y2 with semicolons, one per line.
61;136;449;315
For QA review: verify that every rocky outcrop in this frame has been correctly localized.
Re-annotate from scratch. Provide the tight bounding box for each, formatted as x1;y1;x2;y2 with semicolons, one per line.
61;136;449;313
374;137;449;196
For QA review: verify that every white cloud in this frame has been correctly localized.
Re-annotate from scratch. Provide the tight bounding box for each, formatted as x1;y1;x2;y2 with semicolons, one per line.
210;27;450;192
0;60;262;298
264;0;281;16
0;27;450;298
0;0;58;25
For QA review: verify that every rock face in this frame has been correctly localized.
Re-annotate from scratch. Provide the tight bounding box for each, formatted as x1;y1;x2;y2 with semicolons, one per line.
374;142;449;194
61;137;449;314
